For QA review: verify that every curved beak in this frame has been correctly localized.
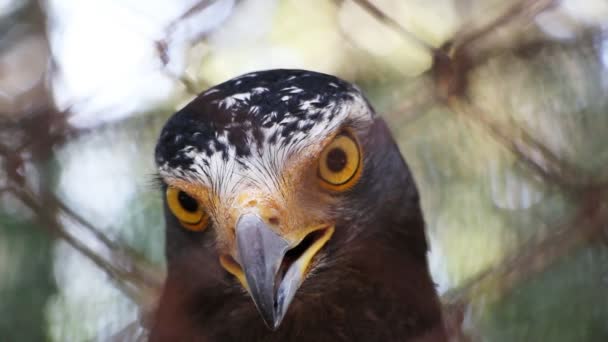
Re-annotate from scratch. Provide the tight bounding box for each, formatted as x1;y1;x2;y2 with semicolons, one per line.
228;214;333;330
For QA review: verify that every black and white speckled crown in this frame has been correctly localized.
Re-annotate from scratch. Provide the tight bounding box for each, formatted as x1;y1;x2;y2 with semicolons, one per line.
155;69;374;189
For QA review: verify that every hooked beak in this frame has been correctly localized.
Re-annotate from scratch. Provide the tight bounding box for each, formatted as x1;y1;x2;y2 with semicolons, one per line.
220;214;334;330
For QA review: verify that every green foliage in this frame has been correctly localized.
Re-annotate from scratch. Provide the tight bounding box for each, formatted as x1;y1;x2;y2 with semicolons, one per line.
0;215;57;342
481;245;608;342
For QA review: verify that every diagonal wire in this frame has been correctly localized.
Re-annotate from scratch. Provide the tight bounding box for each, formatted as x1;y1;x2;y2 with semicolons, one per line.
442;190;608;312
452;0;557;51
10;186;163;310
448;98;605;191
334;0;437;53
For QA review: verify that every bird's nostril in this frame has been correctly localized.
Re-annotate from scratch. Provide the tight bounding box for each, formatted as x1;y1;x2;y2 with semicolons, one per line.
268;217;280;226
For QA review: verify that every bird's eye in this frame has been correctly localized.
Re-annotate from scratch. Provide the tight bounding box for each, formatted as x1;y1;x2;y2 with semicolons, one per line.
318;133;362;191
166;187;209;231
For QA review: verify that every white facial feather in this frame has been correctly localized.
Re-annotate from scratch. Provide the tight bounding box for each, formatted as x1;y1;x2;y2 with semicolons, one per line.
158;94;372;198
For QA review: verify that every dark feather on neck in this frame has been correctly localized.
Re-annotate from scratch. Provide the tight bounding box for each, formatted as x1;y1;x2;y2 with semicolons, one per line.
150;118;446;342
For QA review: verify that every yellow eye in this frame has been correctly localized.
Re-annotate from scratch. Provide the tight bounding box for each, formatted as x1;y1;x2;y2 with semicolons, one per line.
166;187;209;231
318;133;362;191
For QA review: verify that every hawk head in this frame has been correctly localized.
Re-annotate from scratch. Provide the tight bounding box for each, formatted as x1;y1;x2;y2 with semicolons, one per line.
153;70;439;338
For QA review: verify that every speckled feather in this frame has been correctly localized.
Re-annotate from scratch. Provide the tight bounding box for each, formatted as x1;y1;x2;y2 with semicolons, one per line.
151;69;446;342
155;70;373;191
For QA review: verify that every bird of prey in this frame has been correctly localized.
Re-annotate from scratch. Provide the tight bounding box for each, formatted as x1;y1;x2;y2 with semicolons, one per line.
150;69;446;341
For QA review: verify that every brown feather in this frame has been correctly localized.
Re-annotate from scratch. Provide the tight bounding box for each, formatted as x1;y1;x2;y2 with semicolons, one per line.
150;118;446;341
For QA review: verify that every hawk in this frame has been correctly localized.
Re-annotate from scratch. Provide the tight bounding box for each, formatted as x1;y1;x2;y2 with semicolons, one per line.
150;69;446;341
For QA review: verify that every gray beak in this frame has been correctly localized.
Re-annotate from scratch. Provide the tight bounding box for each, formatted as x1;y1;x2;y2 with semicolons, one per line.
235;214;304;330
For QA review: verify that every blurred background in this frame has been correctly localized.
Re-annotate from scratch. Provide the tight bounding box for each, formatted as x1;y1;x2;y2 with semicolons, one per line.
1;0;607;340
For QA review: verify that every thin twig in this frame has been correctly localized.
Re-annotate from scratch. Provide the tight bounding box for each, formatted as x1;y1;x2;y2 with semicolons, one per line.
452;0;557;52
443;189;607;311
447;98;598;191
49;191;120;248
384;79;439;125
47;191;164;287
10;186;163;310
155;1;223;93
342;0;437;53
166;0;217;35
157;0;220;63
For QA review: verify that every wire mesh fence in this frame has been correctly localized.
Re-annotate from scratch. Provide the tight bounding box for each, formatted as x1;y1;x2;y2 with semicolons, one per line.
1;0;607;340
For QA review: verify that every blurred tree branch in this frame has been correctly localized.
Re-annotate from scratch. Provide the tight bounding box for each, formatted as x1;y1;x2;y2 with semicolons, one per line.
451;0;557;52
155;0;226;95
448;99;602;191
342;0;437;53
156;0;217;66
431;0;557;100
2;0;606;340
410;1;608;339
0;0;163;317
424;0;606;191
0;135;163;310
441;189;608;338
12;186;161;306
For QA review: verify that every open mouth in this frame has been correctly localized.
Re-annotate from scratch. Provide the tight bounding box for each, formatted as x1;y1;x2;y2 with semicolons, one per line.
220;219;334;329
276;227;330;287
221;226;333;292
